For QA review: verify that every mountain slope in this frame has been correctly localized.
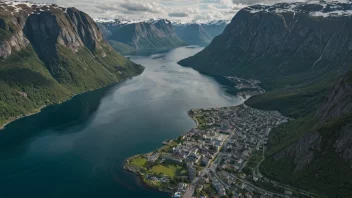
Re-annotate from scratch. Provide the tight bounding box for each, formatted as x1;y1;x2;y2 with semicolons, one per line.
173;21;227;46
202;21;228;38
0;2;143;128
98;19;185;54
261;71;352;198
179;2;352;89
174;23;212;46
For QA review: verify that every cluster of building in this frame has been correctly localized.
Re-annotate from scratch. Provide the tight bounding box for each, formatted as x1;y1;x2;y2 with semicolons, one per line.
225;76;265;98
168;105;289;197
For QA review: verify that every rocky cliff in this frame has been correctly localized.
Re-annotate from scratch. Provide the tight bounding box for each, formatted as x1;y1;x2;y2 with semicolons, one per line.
0;1;143;128
179;1;352;88
262;72;352;197
98;19;185;54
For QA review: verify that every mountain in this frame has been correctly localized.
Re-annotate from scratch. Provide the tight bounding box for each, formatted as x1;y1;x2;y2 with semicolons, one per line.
179;1;352;196
202;20;228;38
0;2;143;128
179;1;352;88
173;23;212;47
97;19;185;54
260;71;352;198
173;20;227;46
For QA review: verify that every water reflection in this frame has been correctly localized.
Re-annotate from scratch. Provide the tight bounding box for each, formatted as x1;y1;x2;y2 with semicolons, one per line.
0;84;114;157
0;47;243;198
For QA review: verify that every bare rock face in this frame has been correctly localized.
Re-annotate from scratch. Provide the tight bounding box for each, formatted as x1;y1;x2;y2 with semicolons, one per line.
105;19;185;51
318;72;352;123
274;72;352;170
275;131;321;172
335;123;352;161
0;31;29;57
0;2;107;60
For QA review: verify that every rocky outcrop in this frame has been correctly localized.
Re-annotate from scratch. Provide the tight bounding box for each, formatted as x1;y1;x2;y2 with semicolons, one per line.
274;131;321;172
22;7;108;64
318;71;352;123
0;31;29;58
335;123;352;161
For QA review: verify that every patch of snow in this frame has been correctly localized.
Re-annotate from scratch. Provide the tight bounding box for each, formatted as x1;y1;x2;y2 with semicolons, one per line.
244;0;352;18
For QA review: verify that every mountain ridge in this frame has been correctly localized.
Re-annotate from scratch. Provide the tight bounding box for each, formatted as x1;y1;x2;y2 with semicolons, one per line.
0;1;143;128
97;19;186;54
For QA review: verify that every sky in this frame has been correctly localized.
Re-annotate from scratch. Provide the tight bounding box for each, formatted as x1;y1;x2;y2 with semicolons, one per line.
23;0;307;22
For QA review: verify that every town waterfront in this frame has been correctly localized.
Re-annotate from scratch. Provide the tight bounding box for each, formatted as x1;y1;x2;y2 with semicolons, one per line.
0;47;243;198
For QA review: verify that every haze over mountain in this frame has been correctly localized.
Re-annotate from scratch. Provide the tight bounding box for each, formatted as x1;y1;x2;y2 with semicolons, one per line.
173;20;228;46
97;19;185;54
0;1;143;128
179;1;352;197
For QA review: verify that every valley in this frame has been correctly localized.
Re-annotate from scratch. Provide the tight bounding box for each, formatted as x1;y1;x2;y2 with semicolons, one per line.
96;19;227;54
1;0;352;198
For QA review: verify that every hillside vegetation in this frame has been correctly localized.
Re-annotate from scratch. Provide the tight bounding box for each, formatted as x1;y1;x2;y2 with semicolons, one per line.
0;2;143;128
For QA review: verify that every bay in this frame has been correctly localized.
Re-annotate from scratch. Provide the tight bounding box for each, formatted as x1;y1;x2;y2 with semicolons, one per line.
0;47;243;198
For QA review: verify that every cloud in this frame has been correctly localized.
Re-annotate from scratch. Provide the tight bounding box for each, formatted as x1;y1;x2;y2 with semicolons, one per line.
19;0;305;22
169;12;189;17
120;1;162;13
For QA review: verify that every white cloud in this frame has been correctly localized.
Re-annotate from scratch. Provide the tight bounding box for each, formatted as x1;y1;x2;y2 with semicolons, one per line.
18;0;332;22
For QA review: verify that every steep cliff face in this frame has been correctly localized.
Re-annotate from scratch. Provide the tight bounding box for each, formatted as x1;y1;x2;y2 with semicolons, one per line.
0;1;143;128
318;72;352;123
179;1;352;87
98;19;185;54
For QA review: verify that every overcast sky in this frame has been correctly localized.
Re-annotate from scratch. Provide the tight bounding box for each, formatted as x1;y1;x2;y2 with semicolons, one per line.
24;0;305;22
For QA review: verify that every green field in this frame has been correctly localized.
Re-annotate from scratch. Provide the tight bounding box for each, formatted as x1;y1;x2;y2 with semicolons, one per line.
130;157;147;167
150;165;182;178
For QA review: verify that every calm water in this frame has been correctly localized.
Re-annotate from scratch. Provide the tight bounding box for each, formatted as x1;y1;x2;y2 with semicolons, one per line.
0;47;243;198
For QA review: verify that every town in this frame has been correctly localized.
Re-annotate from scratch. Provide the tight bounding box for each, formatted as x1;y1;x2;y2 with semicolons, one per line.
225;76;265;99
124;105;316;198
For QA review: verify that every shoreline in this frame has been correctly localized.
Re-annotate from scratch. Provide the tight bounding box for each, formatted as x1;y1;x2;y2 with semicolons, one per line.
124;154;176;195
0;72;144;131
123;76;266;197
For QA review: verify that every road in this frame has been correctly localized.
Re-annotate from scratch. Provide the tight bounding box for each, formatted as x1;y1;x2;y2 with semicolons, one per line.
254;142;318;197
182;133;233;198
224;172;286;198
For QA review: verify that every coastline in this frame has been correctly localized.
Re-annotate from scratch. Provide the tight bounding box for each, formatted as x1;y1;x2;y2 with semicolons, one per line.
0;71;144;131
123;76;265;197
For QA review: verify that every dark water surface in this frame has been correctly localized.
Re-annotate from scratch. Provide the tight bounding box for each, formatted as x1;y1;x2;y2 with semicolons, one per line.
0;47;243;198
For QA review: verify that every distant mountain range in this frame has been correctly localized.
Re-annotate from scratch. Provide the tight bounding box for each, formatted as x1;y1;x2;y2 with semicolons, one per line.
96;19;228;54
0;1;143;128
172;20;228;46
179;1;352;197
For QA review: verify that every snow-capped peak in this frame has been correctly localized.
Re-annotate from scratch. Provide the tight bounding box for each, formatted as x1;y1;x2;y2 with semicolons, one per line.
0;1;67;16
245;0;352;18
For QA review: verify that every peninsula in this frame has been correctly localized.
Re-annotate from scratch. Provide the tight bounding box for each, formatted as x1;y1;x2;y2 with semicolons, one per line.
124;103;317;197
